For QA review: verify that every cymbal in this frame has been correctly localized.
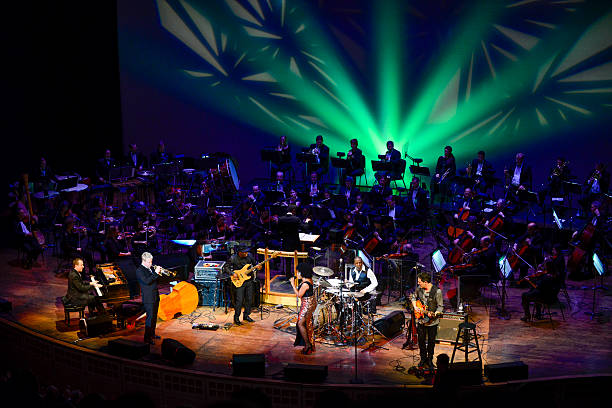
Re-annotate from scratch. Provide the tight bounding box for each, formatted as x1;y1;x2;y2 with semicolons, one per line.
313;266;334;277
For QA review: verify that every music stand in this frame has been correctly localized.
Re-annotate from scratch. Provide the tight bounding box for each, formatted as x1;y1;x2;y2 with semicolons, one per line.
261;149;281;179
585;252;607;320
517;190;538;222
371;160;392;172
296;152;317;181
331;157;348;184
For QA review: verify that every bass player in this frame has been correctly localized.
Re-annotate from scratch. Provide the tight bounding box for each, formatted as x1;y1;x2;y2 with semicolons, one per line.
223;245;262;326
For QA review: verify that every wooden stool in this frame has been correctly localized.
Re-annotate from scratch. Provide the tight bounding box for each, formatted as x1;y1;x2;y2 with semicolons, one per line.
451;322;482;363
62;300;86;325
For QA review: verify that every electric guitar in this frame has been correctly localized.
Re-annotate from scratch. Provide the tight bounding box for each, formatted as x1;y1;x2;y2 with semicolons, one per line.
231;252;280;288
413;299;442;324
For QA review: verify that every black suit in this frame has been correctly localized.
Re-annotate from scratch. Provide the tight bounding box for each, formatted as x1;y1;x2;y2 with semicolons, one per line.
63;269;105;314
150;150;172;165
346;148;364;178
224;254;257;322
14;220;42;265
507;163;532;190
431;155;456;203
125;151;147;169
136;264;159;337
376;148;402;179
95;158;118;183
308;143;330;176
469;159;494;193
339;186;359;207
277;213;302;251
404;188;429;227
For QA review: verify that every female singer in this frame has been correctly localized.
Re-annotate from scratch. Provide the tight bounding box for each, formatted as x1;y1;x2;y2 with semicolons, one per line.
290;263;316;354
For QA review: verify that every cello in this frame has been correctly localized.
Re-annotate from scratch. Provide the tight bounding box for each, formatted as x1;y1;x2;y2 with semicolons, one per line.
447;231;475;265
567;222;596;276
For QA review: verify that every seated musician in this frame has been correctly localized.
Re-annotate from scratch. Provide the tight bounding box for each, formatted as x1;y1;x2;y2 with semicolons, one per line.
198;179;220;209
95;149;118;184
351;193;370;216
580;162;610;212
271;171;289;197
375;140;401;179
340;176;359;207
248;209;280;250
385;195;404;222
307;135;330;178
403;177;429;228
104;225;131;262
247;184;266;213
538;157;571;206
348;256;379;310
307;171;323;201
209;215;233;241
287;189;302;207
14;208;42;269
514;222;543;283
520;253;563;322
125;143;146;170
467;150;494;194
430;146;456;205
271;135;291;176
504;152;532;204
454;187;480;218
62;257;106;316
345;138;364;180
370;174;393;207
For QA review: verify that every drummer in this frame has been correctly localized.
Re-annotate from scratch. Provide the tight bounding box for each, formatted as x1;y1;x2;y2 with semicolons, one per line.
348;256;378;297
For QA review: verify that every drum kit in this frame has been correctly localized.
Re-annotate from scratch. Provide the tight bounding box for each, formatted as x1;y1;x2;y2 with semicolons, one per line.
311;266;379;345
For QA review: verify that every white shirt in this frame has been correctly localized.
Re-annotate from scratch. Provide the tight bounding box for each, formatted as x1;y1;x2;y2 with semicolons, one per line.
476;162;483;176
310;183;318;196
388;206;396;219
348;266;378;294
591;178;600;194
20;221;30;235
411;190;418;209
512;164;523;186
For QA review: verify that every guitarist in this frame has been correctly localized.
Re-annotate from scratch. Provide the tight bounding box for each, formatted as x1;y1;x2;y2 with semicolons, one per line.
224;245;262;326
410;272;443;369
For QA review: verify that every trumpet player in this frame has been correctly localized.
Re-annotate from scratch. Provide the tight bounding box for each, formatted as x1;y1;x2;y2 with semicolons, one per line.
430;145;456;205
307;135;329;178
538;157;571;206
580;162;609;211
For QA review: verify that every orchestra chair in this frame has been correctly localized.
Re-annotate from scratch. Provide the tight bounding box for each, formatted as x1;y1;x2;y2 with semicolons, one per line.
355;155;368;187
390;159;407;190
531;296;566;329
61;298;86;325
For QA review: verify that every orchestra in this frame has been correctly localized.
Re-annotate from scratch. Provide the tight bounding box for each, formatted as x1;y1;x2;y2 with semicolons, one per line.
10;134;610;358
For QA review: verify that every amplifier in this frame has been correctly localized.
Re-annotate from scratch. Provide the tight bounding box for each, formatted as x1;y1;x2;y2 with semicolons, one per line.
436;312;466;344
194;280;220;306
194;260;225;280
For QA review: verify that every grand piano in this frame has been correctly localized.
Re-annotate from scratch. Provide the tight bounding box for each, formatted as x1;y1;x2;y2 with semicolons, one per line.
94;263;131;305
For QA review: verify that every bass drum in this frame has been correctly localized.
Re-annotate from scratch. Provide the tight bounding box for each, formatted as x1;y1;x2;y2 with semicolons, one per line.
209;158;240;192
313;302;337;331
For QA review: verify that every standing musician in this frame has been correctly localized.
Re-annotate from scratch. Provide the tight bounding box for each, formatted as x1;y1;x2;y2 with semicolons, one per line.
290;263;316;355
538;157;571;206
136;252;161;344
223;245;261;325
375;141;402;180
504;153;532;204
430;146;456;205
62;258;106;317
308;135;330;178
345;138;365;180
150;140;172;165
272;135;292;176
581;162;610;210
95;149;117;184
410;272;443;369
466;151;494;194
33;157;55;192
125;143;147;170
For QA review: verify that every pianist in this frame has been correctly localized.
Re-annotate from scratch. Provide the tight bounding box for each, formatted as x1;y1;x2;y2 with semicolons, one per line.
62;258;106;316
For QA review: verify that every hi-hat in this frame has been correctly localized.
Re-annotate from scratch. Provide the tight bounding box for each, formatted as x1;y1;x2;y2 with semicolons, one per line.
313;266;334;277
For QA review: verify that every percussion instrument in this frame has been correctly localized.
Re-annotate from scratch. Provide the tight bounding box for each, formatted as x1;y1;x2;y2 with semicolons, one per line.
208;157;240;192
313;266;334;277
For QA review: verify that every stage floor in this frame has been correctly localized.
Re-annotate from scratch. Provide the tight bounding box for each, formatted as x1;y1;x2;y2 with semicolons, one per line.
1;243;611;385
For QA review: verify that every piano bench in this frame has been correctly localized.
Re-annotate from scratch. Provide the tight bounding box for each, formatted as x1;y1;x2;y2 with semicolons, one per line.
63;303;86;325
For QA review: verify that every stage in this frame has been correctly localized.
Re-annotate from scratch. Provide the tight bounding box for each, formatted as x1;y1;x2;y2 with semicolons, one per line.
0;240;611;387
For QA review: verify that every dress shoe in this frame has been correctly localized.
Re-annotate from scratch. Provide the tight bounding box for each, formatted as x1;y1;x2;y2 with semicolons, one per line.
244;316;255;323
234;320;242;326
520;315;531;322
153;335;161;340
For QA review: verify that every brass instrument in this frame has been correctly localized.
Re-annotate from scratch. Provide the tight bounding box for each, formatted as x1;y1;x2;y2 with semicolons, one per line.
466;161;473;178
587;169;601;189
436;168;451;184
551;160;569;180
310;146;321;163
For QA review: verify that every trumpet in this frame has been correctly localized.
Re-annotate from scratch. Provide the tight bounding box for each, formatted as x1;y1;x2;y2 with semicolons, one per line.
153;265;177;277
551;160;569;179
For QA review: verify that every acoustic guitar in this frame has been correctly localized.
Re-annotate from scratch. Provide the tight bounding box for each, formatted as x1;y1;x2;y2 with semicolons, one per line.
231;252;280;288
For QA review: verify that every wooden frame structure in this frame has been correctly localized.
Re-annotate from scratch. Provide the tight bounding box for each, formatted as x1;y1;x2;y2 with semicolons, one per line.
257;248;308;306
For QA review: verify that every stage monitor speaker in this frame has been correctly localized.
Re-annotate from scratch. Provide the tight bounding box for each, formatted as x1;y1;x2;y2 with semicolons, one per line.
232;354;265;378
448;361;482;386
436;312;466;344
161;338;196;365
79;315;113;337
0;298;12;312
484;361;528;383
373;311;405;339
108;339;150;359
284;363;328;383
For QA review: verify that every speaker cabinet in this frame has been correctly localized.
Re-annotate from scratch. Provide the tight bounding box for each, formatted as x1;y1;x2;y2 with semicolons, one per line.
484;361;528;383
436;312;466;344
284;363;328;383
108;339;150;359
448;361;482;385
79;315;114;337
0;298;12;312
232;354;265;378
374;310;405;338
161;338;196;365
